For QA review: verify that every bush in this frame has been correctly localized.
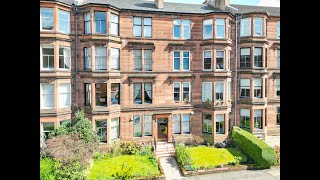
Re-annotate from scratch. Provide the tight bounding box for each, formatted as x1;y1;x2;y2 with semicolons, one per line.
175;144;192;166
54;161;86;180
185;135;205;147
46;134;97;166
138;145;154;156
231;127;277;168
40;158;55;180
214;142;226;148
110;141;142;155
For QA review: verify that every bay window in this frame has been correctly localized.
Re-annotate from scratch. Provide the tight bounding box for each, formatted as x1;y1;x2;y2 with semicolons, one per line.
202;82;212;102
94;11;106;34
254;18;263;36
95;47;107;70
216;50;224;70
133;115;142;137
182;114;190;134
203;114;212;134
96;120;107;142
215;82;224;101
41;84;54;109
58;9;70;34
240;18;251;36
254;109;262;129
240;48;251;68
42;46;54;70
240;79;250;98
174;19;190;39
111;118;120;140
59;47;71;70
84;83;91;106
144;115;152;136
59;83;71;108
203;19;213;39
216;19;225;38
240;109;250;129
216;114;225;134
110;48;120;70
254;47;263;68
40;8;54;30
84;12;91;34
203;50;212;70
95;83;107;106
173;114;181;134
110;13;119;36
254;78;262;98
84;47;91;70
111;83;120;105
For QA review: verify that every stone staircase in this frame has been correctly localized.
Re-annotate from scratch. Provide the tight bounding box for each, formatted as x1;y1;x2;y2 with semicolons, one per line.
253;129;266;140
155;141;175;158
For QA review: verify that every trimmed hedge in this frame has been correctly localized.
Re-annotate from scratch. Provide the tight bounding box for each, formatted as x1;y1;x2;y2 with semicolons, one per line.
231;127;277;168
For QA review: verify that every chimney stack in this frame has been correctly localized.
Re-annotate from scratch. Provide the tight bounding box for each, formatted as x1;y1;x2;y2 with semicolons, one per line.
204;0;230;10
155;0;164;9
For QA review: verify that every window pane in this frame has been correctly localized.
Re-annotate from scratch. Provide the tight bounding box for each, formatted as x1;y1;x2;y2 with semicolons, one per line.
174;25;181;38
144;115;152;136
144;50;152;71
277;21;280;39
95;47;107;70
85;83;91;106
174;83;180;102
40;8;54;30
240;18;251;36
144;26;152;37
144;18;152;25
216;19;225;38
111;83;120;105
203;51;212;70
133;50;142;71
110;48;120;70
84;47;91;70
95;83;107;106
182;114;190;133
134;17;142;25
84;13;91;34
42;84;54;108
133;116;142;137
173;114;181;133
203;19;213;39
183;20;191;39
174;51;180;70
134;83;142;104
59;47;71;69
183;51;190;70
111;118;120;140
254;18;262;36
183;83;190;101
96;120;107;142
202;82;212;102
95;12;106;34
59;84;71;108
144;83;152;104
58;9;70;33
134;26;142;37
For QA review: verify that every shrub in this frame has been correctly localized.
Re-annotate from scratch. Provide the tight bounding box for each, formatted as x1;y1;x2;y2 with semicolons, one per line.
231;127;277;168
117;141;142;155
214;142;226;148
46;134;97;166
185;135;205;147
175;144;192;166
54;161;86;180
40;158;55;180
139;145;154;156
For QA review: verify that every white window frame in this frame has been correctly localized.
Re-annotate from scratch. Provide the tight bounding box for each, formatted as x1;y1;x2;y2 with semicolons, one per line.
84;12;91;34
173;51;181;71
58;46;71;70
144;115;153;136
111;118;120;140
173;19;191;39
240;109;251;129
182;82;191;102
240;79;250;98
84;47;91;70
173;51;190;71
216;50;225;71
58;83;71;108
215;82;224;101
110;13;119;36
202;82;212;102
216;114;225;134
58;9;70;34
240;18;251;37
133;115;142;137
203;50;212;71
40;8;54;31
254;78;262;98
173;82;181;102
110;48;120;71
41;122;54;142
254;18;263;36
203;19;213;39
173;114;181;134
182;114;191;134
95;47;107;70
203;113;212;134
41;45;55;71
215;18;225;38
40;84;54;109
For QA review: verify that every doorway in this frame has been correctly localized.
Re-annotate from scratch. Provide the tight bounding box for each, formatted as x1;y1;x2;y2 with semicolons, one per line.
157;118;168;141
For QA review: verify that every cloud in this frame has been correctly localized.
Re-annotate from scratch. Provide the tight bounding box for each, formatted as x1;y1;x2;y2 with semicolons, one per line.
258;0;280;7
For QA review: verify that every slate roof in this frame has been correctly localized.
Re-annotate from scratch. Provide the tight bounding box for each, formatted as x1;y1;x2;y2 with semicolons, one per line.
43;0;279;16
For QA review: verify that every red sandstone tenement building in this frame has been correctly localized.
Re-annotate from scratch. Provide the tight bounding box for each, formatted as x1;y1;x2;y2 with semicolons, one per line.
40;0;280;145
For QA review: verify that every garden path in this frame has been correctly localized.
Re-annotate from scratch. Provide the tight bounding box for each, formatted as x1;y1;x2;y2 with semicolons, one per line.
159;156;186;180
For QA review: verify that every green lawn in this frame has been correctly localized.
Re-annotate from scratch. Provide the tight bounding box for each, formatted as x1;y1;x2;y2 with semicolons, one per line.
87;155;160;180
186;146;247;169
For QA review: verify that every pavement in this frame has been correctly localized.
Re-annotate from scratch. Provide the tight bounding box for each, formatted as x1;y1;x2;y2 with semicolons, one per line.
264;136;280;147
159;156;186;180
186;167;280;180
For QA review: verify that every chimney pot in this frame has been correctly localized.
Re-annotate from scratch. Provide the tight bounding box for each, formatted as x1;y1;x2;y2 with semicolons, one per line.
155;0;164;9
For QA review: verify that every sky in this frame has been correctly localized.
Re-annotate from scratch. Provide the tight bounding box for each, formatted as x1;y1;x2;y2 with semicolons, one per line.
146;0;280;7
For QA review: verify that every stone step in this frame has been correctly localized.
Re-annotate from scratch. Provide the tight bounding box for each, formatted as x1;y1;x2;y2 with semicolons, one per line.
157;153;175;158
156;150;176;154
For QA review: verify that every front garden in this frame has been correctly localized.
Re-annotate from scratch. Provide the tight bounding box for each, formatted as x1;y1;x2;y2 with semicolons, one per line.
40;110;161;180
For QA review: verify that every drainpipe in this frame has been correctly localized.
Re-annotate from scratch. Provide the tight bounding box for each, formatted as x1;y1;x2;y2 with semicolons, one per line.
72;2;79;110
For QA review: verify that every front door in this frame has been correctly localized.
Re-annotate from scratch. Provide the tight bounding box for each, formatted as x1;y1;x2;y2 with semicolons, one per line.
157;118;168;141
